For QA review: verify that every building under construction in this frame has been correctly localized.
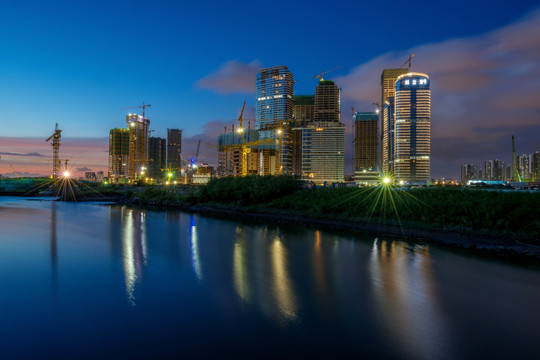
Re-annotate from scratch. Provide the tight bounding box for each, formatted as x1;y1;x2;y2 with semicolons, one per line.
126;113;150;181
217;129;259;177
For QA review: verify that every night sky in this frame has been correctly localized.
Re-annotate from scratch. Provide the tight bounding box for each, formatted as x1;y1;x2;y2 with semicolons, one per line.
1;0;539;179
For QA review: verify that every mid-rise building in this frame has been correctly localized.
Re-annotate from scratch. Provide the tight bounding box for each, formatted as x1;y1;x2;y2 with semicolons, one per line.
96;171;104;182
256;66;294;175
148;137;166;181
461;164;477;183
167;129;182;172
295;124;345;184
108;128;129;183
381;68;408;174
394;72;431;183
126;114;150;180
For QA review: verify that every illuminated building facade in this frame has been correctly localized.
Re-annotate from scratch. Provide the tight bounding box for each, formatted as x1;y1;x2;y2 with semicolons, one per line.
108;128;129;183
256;66;294;175
394;72;431;182
292;95;315;176
126;114;150;180
381;68;408;174
354;112;379;185
382;97;395;174
167;129;182;171
295;124;345;184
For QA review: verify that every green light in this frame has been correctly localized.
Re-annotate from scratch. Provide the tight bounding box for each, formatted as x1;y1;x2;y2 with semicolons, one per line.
168;172;173;177
383;177;391;184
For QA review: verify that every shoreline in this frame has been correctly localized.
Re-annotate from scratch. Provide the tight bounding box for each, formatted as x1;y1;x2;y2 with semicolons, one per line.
117;198;540;261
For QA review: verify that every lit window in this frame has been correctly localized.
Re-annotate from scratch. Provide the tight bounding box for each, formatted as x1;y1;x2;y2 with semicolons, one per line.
404;80;410;85
412;80;417;85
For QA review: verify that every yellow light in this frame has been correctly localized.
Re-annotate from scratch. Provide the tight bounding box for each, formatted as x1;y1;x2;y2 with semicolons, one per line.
383;177;391;184
141;170;145;175
277;129;282;135
237;127;244;133
168;172;173;177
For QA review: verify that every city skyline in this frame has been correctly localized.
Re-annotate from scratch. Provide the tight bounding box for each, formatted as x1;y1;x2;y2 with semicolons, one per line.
1;1;539;179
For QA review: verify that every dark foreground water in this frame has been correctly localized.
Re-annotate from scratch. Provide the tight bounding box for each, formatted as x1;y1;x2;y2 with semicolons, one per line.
0;197;539;359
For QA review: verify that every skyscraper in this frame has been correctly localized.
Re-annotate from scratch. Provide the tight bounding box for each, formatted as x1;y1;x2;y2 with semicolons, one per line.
394;72;431;182
148;137;166;181
292;95;315;176
354;112;378;171
381;68;408;174
382;97;396;174
126;114;150;180
167;129;182;171
293;78;345;184
108;128;129;183
256;66;294;175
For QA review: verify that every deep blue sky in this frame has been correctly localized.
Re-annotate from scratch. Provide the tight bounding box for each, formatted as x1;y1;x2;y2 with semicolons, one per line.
1;0;539;178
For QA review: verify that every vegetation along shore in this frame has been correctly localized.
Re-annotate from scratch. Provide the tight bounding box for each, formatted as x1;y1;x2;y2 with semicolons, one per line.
93;175;540;260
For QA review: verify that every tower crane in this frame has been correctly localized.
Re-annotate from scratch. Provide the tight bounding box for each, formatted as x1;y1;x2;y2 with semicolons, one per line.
400;54;415;71
45;123;62;179
122;101;152;119
191;139;201;169
314;65;342;81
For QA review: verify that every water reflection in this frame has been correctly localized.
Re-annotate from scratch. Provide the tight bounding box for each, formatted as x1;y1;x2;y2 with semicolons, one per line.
120;208;147;306
50;201;58;293
230;225;299;322
270;236;297;320
233;226;251;304
369;239;452;359
190;215;203;282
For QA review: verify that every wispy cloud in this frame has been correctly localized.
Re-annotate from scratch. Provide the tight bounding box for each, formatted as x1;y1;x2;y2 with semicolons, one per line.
76;167;93;172
337;7;540;178
196;60;263;94
0;151;45;157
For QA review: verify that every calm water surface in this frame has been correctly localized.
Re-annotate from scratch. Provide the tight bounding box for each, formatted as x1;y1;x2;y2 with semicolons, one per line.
0;197;539;359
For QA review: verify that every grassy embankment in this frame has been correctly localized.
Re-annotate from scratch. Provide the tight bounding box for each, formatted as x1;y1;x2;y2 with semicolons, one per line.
126;175;540;244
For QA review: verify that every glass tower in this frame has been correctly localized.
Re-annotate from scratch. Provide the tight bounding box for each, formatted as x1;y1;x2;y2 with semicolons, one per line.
108;128;129;183
394;73;431;182
256;66;294;175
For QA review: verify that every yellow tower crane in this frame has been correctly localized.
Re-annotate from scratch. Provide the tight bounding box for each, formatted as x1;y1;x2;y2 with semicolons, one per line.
400;54;415;71
314;65;342;81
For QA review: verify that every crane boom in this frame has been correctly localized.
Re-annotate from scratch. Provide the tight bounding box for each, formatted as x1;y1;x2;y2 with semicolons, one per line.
122;102;151;119
400;54;415;71
314;65;342;81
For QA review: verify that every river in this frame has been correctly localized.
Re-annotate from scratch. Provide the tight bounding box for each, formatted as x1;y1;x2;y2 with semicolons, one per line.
0;197;539;359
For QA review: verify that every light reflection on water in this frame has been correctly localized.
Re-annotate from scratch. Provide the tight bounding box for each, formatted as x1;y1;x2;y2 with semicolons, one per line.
0;197;539;358
369;239;452;359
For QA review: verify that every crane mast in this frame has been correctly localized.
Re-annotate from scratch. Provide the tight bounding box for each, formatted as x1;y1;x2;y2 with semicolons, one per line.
45;123;62;179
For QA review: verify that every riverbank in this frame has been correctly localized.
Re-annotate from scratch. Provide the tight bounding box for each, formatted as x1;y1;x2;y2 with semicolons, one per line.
113;176;540;260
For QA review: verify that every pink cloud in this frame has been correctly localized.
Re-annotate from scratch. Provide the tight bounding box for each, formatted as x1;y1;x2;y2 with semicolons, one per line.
196;59;263;94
